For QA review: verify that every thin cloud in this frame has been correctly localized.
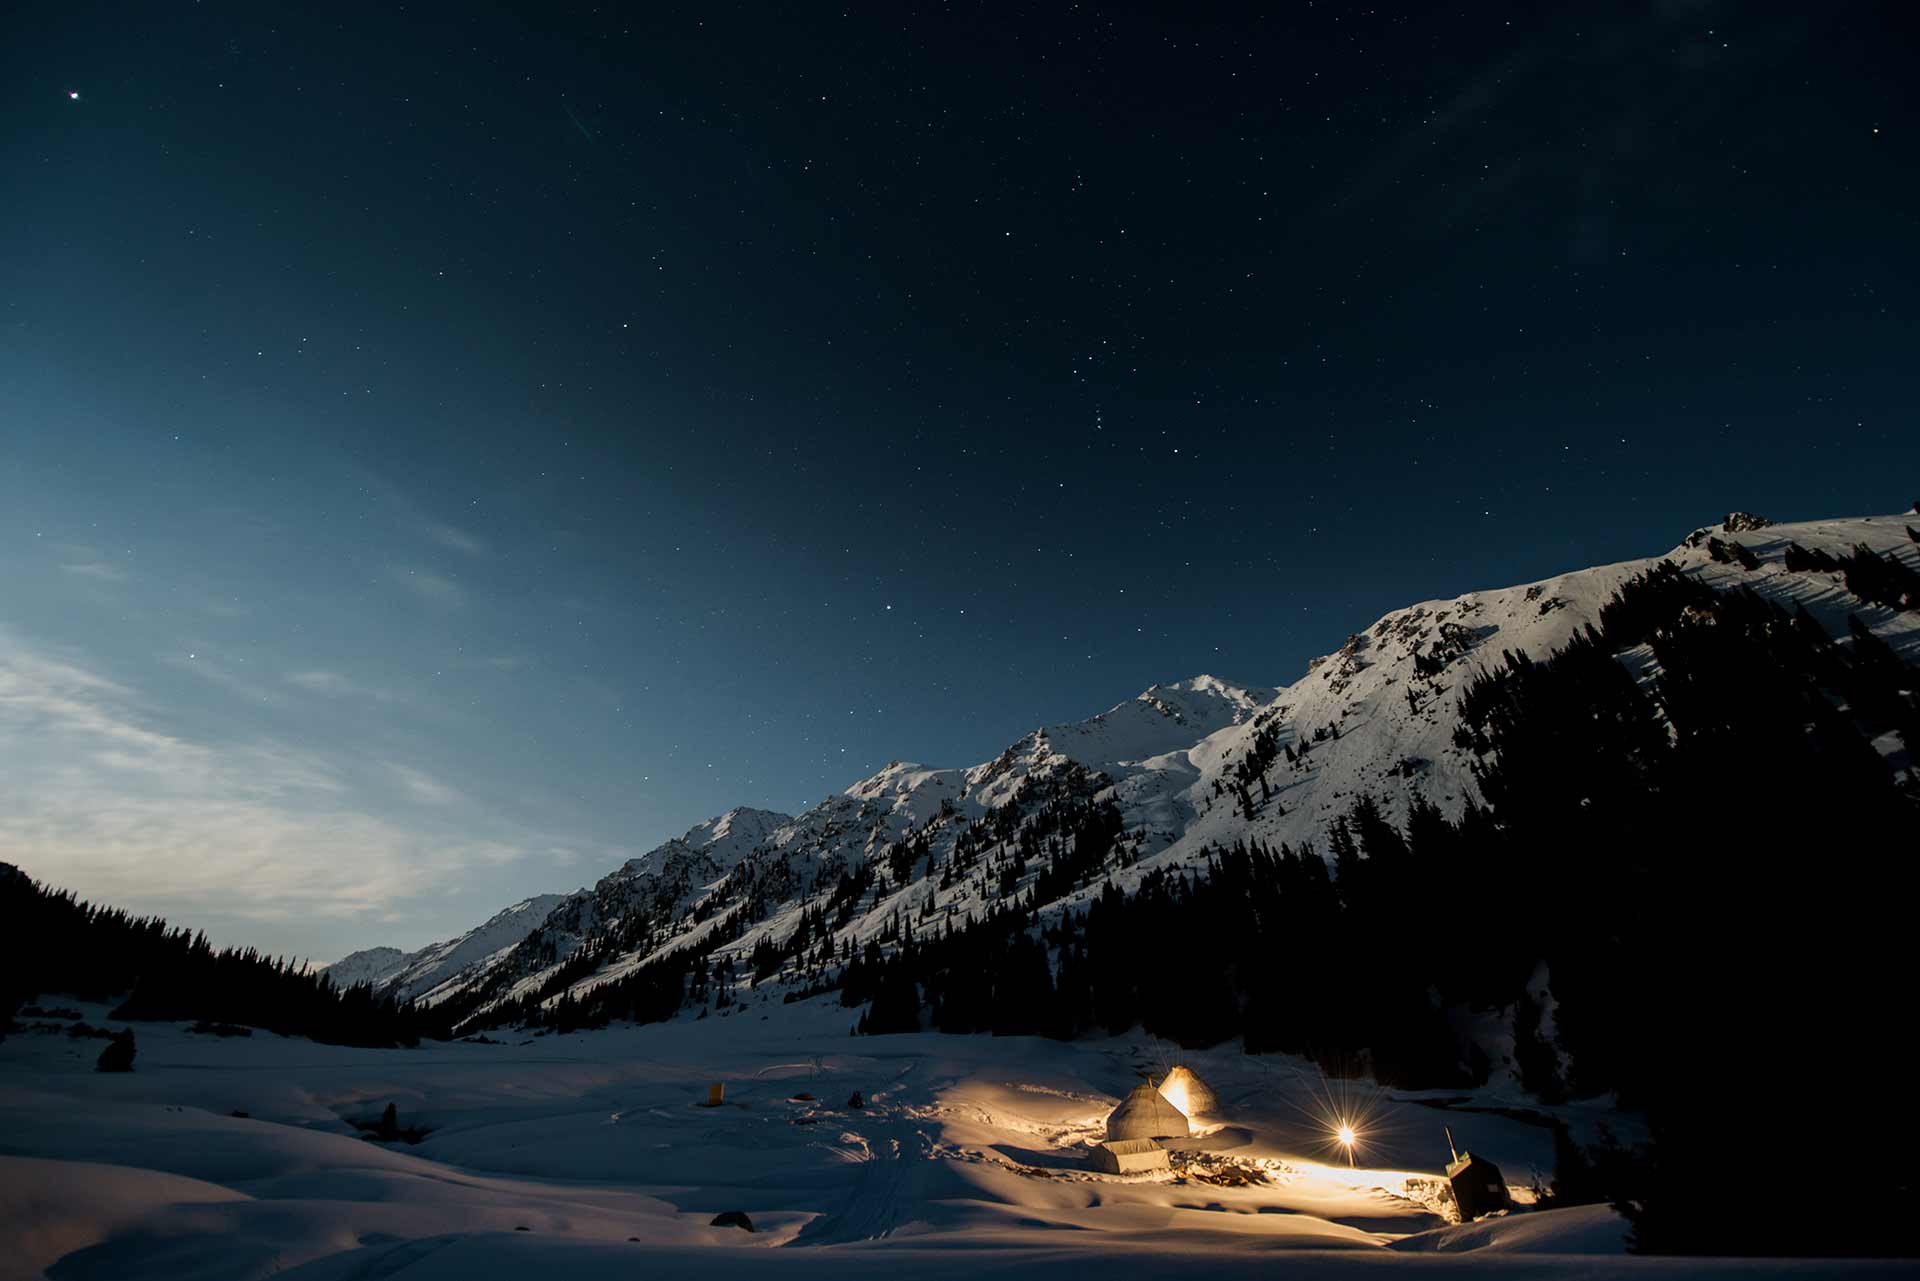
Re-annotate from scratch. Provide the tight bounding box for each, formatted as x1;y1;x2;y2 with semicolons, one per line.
0;628;528;926
171;653;287;707
48;542;128;583
425;522;488;556
389;566;463;606
60;561;126;583
288;668;356;694
539;844;584;869
348;469;490;557
288;668;397;702
389;762;465;807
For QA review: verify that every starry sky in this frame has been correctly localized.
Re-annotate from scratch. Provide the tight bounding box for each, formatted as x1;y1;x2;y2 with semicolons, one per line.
2;2;1912;959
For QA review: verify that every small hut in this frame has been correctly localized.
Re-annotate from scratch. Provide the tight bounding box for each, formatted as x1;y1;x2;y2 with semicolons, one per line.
1089;1138;1169;1174
1446;1150;1510;1222
1106;1082;1189;1142
1156;1065;1218;1118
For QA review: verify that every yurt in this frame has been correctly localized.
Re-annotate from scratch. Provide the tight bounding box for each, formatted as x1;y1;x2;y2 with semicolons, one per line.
1089;1138;1169;1174
1156;1065;1218;1118
1106;1082;1189;1142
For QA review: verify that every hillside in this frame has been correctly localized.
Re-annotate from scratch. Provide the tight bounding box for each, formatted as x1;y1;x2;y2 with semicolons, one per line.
324;894;567;1003
394;808;786;1006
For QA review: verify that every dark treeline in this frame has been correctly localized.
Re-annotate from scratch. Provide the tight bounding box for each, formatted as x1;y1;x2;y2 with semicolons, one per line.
1458;564;1916;1254
838;816;1486;1090
841;558;1918;1256
446;939;706;1036
1780;539;1920;613
0;867;421;1048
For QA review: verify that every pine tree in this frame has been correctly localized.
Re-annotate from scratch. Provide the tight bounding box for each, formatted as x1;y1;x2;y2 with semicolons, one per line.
1327;817;1362;908
1511;991;1564;1103
858;964;921;1035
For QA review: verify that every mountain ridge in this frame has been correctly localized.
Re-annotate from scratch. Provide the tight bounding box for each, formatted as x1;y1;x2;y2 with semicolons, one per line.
366;510;1918;1028
322;894;568;1002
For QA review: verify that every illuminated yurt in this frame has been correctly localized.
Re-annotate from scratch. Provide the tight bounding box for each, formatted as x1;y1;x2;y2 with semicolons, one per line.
1106;1082;1189;1142
1156;1065;1218;1118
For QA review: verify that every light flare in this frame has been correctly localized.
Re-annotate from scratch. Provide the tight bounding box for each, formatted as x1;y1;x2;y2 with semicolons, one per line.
1336;1121;1358;1166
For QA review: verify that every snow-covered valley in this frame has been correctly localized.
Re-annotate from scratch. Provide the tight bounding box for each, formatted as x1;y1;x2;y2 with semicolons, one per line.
7;997;1899;1280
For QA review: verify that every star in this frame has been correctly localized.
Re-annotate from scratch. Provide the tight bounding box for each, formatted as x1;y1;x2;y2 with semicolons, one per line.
68;90;80;101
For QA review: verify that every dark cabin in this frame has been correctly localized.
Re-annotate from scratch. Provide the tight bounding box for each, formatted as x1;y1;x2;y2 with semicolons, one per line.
1446;1151;1510;1222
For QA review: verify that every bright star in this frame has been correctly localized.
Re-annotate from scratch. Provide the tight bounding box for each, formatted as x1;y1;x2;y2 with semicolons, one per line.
69;90;80;101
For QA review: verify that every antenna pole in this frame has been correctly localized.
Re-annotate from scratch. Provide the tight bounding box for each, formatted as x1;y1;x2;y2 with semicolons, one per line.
1445;1126;1459;1165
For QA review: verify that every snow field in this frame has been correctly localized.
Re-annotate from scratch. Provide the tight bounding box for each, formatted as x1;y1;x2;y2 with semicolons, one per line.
5;997;1910;1278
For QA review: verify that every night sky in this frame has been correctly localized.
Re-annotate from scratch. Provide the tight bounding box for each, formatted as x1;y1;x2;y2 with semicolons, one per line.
3;3;1912;959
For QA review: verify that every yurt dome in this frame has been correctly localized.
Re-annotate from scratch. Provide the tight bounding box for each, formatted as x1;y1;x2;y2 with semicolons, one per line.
1106;1082;1190;1142
1156;1065;1218;1118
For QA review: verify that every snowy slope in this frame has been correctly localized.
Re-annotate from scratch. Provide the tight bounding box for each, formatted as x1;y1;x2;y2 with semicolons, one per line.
1111;509;1919;890
381;895;570;1002
322;895;567;1002
416;512;1919;1023
317;946;410;991
422;807;793;1008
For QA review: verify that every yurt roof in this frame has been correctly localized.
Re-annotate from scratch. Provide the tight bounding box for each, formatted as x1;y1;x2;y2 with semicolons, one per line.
1157;1065;1219;1117
1106;1082;1190;1141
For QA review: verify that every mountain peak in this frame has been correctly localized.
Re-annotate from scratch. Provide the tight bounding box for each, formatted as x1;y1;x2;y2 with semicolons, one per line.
318;945;410;989
616;806;791;881
844;760;939;795
1029;673;1278;771
703;806;791;843
1136;674;1278;710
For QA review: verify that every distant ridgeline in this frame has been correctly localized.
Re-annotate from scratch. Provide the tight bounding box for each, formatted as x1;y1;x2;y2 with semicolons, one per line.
0;868;423;1049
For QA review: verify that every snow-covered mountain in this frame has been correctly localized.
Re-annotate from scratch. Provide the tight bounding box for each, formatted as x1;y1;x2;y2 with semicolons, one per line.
322;894;567;1002
388;511;1919;1027
408;807;793;1008
319;946;411;991
530;806;792;954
